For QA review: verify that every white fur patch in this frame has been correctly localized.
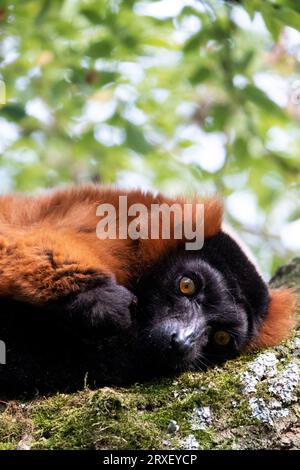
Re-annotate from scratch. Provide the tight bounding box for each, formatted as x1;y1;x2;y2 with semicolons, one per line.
222;223;263;277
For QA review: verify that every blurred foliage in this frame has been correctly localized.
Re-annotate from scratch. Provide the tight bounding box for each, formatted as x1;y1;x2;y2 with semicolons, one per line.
0;0;300;274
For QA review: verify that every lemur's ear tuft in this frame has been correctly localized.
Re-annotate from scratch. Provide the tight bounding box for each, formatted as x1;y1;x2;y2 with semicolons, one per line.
184;195;223;238
202;196;224;238
249;288;297;350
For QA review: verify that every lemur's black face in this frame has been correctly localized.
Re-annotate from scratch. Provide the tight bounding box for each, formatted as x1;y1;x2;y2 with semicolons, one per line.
135;232;270;377
135;256;248;374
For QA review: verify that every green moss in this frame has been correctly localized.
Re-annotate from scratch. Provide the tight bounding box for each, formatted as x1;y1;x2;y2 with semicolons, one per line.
0;339;299;450
29;387;168;450
0;360;263;450
0;403;30;450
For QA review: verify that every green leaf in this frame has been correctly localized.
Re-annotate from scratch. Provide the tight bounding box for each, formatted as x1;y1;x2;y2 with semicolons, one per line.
0;104;26;120
80;8;103;24
233;137;248;160
235;50;255;73
261;7;282;40
288;207;300;222
35;0;52;24
189;66;212;85
273;6;300;31
243;0;257;20
87;40;114;58
243;84;286;119
205;104;232;131
279;0;300;14
184;30;207;52
125;124;152;154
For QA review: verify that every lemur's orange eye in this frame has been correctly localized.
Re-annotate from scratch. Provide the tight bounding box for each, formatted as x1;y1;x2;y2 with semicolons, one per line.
179;276;196;296
214;330;230;346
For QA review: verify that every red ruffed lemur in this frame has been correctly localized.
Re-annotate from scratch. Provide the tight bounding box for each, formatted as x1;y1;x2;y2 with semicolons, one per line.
0;185;296;394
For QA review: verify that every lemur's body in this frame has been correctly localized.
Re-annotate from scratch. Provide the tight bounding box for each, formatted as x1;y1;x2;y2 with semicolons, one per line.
0;185;295;394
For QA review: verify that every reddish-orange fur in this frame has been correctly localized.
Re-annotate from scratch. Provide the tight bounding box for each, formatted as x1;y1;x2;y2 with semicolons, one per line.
0;184;297;348
0;185;222;304
249;288;297;350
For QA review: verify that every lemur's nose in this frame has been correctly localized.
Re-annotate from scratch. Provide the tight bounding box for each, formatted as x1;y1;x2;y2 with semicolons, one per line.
170;328;194;355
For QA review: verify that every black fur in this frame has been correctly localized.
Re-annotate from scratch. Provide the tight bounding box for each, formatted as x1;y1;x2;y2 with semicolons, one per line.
0;280;137;396
134;232;270;377
60;276;135;330
0;232;270;396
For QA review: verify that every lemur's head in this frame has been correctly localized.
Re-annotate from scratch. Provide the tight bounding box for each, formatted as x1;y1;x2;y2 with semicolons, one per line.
134;231;295;377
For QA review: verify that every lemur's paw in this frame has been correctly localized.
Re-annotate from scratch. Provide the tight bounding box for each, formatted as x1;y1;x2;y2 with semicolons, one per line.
65;277;136;331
